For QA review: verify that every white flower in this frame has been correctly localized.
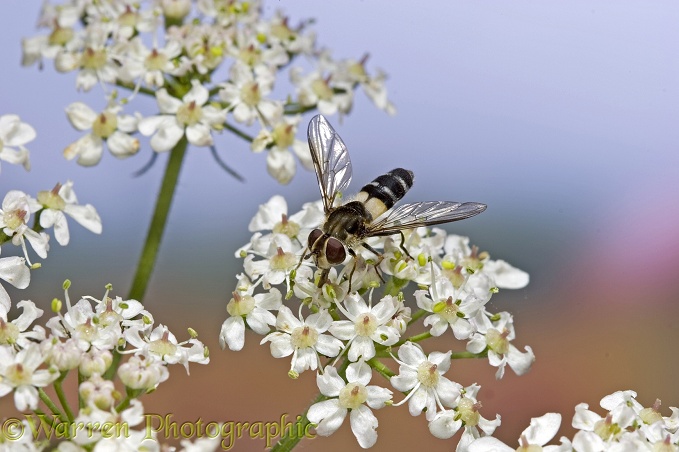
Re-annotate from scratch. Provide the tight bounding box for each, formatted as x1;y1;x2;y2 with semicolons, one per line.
260;305;342;376
241;236;301;293
390;341;461;421
46;295;120;352
117;355;169;390
41;337;82;372
482;259;530;290
307;362;392;448
0;343;58;411
0;114;35;171
64;102;139;166
290;68;353;116
0;256;31;310
428;384;501;449
0;190;49;264
0;300;45;348
572;393;641;443
252;196;322;233
79;347;113;377
219;62;282;126
138;80;227;152
442;235;529;290
117;38;182;88
468;413;570;452
37;181;102;246
124;324;209;373
324;55;396;115
71;399;156;449
250;116;313;184
415;275;487;340
219;288;281;351
54;25;120;92
329;293;401;361
79;374;117;410
466;311;535;379
256;11;315;56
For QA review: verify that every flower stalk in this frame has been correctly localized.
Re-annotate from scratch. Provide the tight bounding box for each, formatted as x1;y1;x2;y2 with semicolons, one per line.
128;136;188;301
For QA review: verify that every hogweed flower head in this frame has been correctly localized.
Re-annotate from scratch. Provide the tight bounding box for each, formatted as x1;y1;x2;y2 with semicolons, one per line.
23;0;396;184
221;193;533;448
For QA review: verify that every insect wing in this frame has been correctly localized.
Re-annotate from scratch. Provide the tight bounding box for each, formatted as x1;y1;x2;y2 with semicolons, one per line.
366;201;487;237
307;115;353;212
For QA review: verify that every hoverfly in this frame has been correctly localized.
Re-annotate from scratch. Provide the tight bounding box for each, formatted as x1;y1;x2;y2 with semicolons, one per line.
303;114;487;288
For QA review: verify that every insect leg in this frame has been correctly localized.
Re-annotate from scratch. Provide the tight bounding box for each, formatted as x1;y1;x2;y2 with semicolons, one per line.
359;243;386;284
317;268;330;288
296;244;310;273
398;231;413;259
347;248;358;293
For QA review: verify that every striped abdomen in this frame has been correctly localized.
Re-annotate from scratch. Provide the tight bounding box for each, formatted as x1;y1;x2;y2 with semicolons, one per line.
355;168;414;219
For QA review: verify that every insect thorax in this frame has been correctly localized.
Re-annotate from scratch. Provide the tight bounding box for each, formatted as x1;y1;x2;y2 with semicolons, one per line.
323;201;371;242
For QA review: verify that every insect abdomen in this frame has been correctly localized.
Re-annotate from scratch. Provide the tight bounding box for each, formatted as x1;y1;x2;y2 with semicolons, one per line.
355;168;414;219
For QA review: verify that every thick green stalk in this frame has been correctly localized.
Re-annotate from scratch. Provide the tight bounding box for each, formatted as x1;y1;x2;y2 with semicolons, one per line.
54;377;75;423
128;137;188;301
270;394;324;452
38;388;66;423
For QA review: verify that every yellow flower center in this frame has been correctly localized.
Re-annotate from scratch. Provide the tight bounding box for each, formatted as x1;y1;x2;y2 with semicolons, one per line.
486;328;509;355
457;397;481;426
416;361;439;388
354;313;377;337
311;79;333;101
176;101;204;126
145;49;169;72
0;319;19;345
81;47;107;70
240;81;261;106
339;382;368;410
270;247;297;271
5;363;33;386
432;296;460;322
290;325;318;349
49;26;74;46
148;333;178;358
37;184;66;211
272;214;300;238
92;111;118;139
226;293;256;317
2;208;26;231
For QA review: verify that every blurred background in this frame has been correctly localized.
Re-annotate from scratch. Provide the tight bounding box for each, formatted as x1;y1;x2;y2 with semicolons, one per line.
1;1;678;450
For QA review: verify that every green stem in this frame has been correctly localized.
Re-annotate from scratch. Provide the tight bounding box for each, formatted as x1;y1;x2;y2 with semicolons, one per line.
38;388;66;423
270;392;326;452
271;359;350;451
128;136;188;301
408;308;428;325
451;350;487;359
383;277;409;297
223;122;255;143
103;350;122;381
394;331;431;347
54;377;75;422
367;357;395;380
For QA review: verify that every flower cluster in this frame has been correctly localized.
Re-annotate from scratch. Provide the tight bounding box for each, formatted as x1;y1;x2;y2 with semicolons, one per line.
469;390;679;451
23;0;395;183
0;153;102;306
220;194;533;448
0;281;210;450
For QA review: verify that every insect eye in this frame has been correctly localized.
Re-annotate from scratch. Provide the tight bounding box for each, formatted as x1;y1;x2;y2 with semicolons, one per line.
308;229;323;246
325;238;346;264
